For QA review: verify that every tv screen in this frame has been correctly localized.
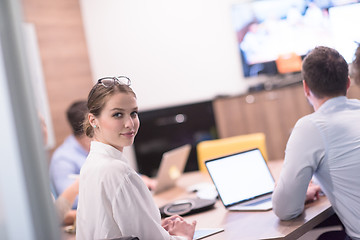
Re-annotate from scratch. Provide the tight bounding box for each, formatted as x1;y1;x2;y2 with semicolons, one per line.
231;0;360;78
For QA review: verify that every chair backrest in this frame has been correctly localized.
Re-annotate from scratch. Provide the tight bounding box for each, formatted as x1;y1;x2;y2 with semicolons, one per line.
110;237;139;240
196;132;268;173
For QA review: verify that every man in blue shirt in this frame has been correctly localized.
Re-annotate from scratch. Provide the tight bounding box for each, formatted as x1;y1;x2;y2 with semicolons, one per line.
272;46;360;240
50;100;91;209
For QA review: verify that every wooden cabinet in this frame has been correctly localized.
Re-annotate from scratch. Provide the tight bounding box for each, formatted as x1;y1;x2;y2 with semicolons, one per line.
212;83;313;161
213;83;360;161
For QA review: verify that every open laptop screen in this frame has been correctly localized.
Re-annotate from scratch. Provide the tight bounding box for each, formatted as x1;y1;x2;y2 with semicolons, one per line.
152;144;191;194
205;148;274;207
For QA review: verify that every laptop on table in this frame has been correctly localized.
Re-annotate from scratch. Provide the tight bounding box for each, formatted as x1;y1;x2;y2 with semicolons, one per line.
151;144;191;194
205;148;275;211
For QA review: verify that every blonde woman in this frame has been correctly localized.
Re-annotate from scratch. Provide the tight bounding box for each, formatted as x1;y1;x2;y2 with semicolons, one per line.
76;76;196;240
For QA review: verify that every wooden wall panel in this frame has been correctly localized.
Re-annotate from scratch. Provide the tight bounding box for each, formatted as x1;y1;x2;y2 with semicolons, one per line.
213;84;314;161
213;83;360;161
22;0;93;153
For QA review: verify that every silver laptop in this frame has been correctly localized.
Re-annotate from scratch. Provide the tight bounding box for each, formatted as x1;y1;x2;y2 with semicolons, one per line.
152;144;191;194
205;148;275;211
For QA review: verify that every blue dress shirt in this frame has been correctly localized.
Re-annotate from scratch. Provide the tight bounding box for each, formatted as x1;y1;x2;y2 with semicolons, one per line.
49;135;88;209
272;96;360;240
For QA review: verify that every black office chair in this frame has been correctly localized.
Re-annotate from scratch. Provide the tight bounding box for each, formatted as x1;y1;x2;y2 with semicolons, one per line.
111;237;139;240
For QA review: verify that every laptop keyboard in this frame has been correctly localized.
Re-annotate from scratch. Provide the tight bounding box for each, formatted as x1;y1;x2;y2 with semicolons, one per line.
244;197;271;206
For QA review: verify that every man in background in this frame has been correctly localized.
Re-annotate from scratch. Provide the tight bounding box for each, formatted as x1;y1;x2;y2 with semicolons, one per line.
272;46;360;240
351;44;360;87
50;100;90;209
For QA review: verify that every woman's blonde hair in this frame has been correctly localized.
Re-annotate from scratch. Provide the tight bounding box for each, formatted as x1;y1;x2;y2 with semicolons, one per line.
83;82;136;138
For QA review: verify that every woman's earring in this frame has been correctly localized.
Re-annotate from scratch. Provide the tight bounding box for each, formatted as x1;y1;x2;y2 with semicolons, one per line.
94;125;97;128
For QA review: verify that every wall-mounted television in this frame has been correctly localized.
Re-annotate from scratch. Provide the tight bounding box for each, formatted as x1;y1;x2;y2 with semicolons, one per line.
231;0;360;80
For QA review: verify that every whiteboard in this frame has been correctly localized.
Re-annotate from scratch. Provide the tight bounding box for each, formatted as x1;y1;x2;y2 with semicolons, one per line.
23;23;55;148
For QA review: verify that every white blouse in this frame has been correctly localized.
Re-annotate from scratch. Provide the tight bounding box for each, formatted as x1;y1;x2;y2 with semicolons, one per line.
76;141;186;240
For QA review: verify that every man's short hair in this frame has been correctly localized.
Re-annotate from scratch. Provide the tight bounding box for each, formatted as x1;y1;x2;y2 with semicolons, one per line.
66;100;88;136
302;46;349;98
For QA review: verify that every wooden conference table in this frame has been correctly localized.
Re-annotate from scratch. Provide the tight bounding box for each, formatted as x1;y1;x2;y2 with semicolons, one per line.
63;159;333;240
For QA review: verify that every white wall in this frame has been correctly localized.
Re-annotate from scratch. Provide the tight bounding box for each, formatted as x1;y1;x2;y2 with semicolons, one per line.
79;0;247;111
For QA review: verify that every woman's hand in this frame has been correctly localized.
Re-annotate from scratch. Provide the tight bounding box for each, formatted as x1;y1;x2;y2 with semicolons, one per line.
162;215;197;240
